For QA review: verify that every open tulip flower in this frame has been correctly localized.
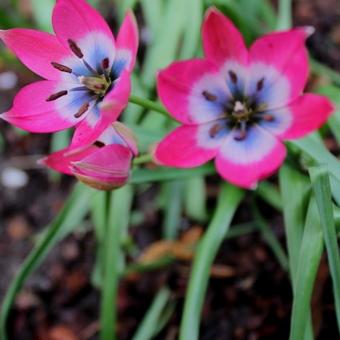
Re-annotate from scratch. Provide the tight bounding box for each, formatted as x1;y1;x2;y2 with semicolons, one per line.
42;121;138;190
154;7;334;189
0;0;138;143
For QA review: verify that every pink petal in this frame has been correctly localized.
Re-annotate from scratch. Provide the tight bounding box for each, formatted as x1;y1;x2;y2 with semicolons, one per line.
52;0;115;70
269;94;334;140
202;7;248;66
71;144;133;190
154;125;218;167
0;29;74;80
72;70;131;146
1;80;90;132
215;125;287;188
249;28;310;105
157;59;228;124
41;144;96;175
114;10;139;73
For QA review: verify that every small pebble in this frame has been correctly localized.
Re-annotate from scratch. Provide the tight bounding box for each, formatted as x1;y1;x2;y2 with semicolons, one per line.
1;167;29;189
0;71;18;90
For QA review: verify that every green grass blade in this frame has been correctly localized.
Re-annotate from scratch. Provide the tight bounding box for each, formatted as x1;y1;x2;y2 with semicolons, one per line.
309;166;340;334
179;0;203;59
179;183;244;340
276;0;292;30
311;58;340;85
132;288;171;340
279;166;310;281
31;0;54;31
291;135;340;197
279;166;314;340
130;164;215;184
162;180;184;240
140;0;163;35
0;183;94;340
184;177;208;222
317;85;340;144
289;198;324;340
100;186;132;340
141;0;186;87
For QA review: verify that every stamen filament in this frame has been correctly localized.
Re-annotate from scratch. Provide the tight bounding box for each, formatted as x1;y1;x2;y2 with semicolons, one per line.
83;59;98;75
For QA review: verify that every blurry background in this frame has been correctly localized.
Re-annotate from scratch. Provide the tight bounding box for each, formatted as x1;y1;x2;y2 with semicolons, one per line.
0;0;340;339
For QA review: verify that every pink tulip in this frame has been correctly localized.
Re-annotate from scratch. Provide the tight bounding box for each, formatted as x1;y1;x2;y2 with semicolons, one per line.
42;121;138;190
154;7;334;189
0;0;138;143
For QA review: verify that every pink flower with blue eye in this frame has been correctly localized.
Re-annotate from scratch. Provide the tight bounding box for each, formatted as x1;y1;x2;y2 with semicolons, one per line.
0;0;138;143
154;7;334;189
42;121;138;191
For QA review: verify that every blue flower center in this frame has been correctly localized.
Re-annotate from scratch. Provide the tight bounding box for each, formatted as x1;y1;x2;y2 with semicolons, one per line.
202;70;274;141
46;39;115;119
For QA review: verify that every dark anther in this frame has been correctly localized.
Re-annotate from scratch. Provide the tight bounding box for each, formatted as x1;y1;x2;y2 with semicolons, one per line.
256;78;265;91
234;130;247;141
202;90;217;102
94;141;105;148
209;123;223;138
74;102;90;118
262;114;274;122
46;90;68;102
102;58;110;70
68;39;84;58
228;70;238;84
51;62;72;73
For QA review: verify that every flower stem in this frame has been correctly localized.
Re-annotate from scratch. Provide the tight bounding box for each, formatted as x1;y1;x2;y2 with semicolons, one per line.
129;95;170;117
133;153;153;166
179;184;244;340
276;0;292;30
100;187;131;340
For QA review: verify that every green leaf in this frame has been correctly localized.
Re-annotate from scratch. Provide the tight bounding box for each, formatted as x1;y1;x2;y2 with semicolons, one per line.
162;180;184;239
179;184;244;340
132;288;172;340
279;166;310;281
291;135;340;203
0;183;94;340
289;198;324;340
179;0;203;59
100;186;132;340
140;0;164;35
317;85;340;144
309;166;340;334
130;164;216;184
276;0;292;30
141;0;187;87
31;0;54;31
184;177;208;222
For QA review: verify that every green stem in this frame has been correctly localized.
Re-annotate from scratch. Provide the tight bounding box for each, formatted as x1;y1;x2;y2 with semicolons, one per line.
179;183;244;340
133;153;153;166
100;186;131;340
276;0;292;30
309;166;340;334
129;95;170;117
